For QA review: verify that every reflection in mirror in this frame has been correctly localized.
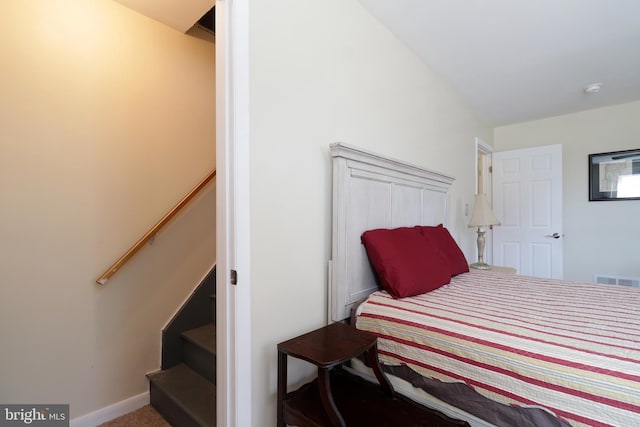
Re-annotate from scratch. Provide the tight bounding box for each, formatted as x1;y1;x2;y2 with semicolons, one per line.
589;149;640;201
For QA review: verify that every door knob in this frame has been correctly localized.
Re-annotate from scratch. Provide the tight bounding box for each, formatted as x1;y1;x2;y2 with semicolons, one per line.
545;233;561;239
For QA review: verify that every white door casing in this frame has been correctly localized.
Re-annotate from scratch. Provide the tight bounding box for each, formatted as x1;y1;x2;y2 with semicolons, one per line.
492;145;563;279
216;0;251;426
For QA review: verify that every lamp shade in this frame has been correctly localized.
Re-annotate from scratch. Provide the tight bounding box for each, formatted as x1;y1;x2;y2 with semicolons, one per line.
468;193;500;227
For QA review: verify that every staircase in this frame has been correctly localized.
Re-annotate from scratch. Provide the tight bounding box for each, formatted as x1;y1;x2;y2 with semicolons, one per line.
148;267;216;427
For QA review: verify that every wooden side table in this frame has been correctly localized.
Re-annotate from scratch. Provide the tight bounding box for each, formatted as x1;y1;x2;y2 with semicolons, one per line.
277;322;393;427
471;265;517;274
277;322;470;427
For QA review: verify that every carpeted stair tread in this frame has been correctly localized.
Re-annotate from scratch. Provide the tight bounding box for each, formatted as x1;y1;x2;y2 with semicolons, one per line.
148;363;215;427
182;323;216;354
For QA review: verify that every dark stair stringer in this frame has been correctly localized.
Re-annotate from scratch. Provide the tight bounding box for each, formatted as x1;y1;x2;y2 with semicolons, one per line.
148;266;216;427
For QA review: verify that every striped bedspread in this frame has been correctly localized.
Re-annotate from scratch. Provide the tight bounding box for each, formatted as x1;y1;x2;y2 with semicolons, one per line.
355;270;640;427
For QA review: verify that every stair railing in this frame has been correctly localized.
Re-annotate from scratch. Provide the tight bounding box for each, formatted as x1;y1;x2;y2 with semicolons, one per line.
96;170;216;285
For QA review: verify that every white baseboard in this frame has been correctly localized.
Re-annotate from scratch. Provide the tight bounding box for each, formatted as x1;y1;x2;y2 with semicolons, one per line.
70;392;149;427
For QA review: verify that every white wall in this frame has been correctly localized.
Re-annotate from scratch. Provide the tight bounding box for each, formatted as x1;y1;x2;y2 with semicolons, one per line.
249;0;491;424
0;0;215;419
494;101;640;282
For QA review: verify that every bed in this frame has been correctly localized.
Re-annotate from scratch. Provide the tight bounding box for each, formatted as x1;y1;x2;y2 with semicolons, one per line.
328;143;640;427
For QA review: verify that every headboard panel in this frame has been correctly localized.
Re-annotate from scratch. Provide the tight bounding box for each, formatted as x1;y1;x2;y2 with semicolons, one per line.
329;143;455;322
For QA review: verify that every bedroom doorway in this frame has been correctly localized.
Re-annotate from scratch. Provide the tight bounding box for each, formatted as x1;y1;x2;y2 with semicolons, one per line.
475;138;494;265
491;145;563;279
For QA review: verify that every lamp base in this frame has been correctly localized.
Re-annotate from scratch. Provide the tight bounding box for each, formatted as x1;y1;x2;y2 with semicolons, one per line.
470;262;491;270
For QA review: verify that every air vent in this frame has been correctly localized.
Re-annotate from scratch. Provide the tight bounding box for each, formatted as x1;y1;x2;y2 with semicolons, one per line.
594;275;640;287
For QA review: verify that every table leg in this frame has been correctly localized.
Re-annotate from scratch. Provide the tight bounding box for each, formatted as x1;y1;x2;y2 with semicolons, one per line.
277;351;287;427
318;368;345;427
366;344;394;397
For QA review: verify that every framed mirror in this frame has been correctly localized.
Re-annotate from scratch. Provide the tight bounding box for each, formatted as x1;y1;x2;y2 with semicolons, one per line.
589;149;640;201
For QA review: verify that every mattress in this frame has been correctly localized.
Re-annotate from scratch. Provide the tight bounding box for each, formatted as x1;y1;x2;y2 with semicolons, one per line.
355;270;640;427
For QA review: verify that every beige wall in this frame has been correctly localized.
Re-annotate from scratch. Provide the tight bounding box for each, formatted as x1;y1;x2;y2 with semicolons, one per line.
249;0;491;424
0;0;215;418
494;101;640;282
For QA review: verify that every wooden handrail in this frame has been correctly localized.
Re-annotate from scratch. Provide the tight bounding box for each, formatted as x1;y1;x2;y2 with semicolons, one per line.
96;170;216;285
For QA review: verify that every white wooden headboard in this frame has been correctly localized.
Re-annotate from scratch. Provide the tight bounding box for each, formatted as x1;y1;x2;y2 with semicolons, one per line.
329;143;455;322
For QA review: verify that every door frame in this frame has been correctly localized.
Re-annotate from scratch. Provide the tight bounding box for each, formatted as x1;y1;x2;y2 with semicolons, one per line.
216;1;251;426
474;137;494;265
475;137;493;194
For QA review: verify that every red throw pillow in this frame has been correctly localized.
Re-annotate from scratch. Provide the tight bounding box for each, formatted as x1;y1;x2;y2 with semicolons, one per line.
417;225;469;276
361;227;451;298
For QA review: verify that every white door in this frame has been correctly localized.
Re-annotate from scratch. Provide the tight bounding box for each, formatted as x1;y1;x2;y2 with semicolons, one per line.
492;145;563;279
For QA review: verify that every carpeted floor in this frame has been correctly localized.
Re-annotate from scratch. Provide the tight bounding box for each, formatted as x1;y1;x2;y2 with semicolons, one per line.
98;405;170;427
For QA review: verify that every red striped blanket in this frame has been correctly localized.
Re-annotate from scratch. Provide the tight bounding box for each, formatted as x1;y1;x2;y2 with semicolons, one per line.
355;270;640;427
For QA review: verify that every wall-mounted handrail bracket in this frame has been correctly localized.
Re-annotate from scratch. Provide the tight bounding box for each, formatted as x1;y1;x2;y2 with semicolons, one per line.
96;170;216;285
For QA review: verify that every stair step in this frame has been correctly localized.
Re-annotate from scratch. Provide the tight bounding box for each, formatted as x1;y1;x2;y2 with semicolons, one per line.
182;323;216;383
148;363;216;427
182;323;216;354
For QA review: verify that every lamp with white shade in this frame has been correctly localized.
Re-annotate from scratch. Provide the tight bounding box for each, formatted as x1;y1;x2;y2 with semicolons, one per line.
468;193;500;270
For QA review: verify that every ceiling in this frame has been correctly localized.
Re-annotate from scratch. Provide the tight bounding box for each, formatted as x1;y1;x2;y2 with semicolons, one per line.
114;0;214;33
359;0;640;126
